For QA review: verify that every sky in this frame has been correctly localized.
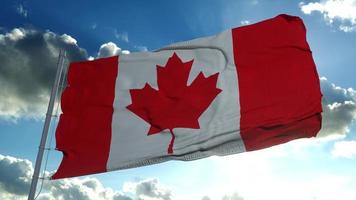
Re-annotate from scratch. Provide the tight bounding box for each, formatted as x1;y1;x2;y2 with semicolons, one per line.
0;0;356;199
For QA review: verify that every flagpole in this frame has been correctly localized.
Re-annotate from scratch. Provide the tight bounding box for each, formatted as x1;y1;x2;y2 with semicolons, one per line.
28;50;66;200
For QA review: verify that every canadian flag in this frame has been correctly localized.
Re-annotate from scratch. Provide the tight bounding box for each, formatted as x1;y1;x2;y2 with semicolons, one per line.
52;14;322;179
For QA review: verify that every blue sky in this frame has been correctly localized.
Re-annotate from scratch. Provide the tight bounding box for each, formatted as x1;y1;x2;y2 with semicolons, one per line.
1;0;356;199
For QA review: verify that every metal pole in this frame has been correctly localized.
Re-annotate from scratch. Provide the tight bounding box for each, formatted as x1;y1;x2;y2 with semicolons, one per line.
28;50;66;200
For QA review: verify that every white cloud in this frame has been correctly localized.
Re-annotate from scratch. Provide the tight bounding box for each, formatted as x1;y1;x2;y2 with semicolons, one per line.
16;4;28;18
2;28;26;42
209;143;356;200
202;192;244;200
0;155;32;196
318;77;356;137
300;0;356;32
0;28;87;121
43;177;131;200
60;34;78;45
123;178;173;200
0;28;133;121
97;42;130;58
332;140;356;158
0;154;178;200
300;2;325;15
135;45;148;52
91;23;97;30
221;193;244;200
115;31;129;43
122;50;130;55
339;25;356;32
240;20;250;25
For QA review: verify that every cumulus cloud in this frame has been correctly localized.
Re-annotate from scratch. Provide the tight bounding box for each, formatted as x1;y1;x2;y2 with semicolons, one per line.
222;193;244;200
240;20;250;25
0;155;32;196
42;177;132;200
203;193;245;200
97;42;130;58
339;25;356;32
134;45;148;52
300;0;356;32
123;178;173;200
0;154;178;200
318;77;356;137
332;140;356;158
0;27;131;121
114;30;129;43
16;4;28;18
0;28;87;120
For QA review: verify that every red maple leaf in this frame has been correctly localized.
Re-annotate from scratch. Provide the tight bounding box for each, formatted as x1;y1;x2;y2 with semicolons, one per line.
127;52;222;154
